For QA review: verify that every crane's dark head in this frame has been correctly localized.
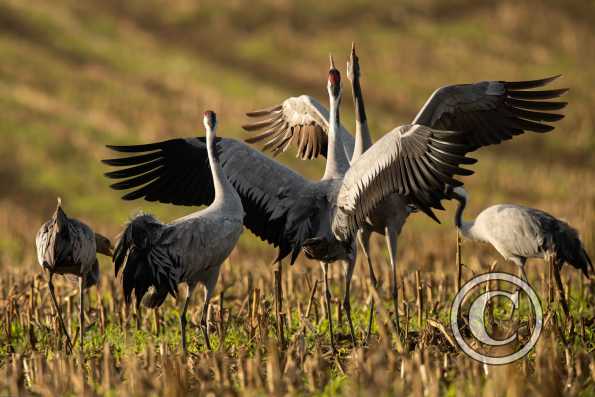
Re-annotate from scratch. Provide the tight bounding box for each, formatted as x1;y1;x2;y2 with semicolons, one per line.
203;110;217;132
327;54;341;100
346;41;360;83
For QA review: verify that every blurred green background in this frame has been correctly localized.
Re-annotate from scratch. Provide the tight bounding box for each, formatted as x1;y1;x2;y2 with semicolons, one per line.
1;0;593;268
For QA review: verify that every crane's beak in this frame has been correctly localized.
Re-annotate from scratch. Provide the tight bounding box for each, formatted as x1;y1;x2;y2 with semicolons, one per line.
329;53;336;70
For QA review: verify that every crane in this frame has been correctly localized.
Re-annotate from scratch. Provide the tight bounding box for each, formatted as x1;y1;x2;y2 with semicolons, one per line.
112;111;244;353
446;185;592;316
103;57;565;352
242;45;568;338
35;198;113;352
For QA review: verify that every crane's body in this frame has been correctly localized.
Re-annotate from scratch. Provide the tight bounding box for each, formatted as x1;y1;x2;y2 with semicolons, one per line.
35;198;112;352
449;186;592;315
113;111;244;352
36;211;99;285
453;196;592;275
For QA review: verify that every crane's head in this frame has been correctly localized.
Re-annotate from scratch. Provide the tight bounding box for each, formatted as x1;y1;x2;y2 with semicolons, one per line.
445;185;468;201
95;233;114;257
53;197;68;230
327;54;342;100
203;110;217;133
346;41;360;83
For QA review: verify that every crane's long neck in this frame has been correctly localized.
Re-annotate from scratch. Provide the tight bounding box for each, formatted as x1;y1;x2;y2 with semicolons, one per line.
206;127;228;204
454;193;474;239
350;76;372;163
323;95;349;180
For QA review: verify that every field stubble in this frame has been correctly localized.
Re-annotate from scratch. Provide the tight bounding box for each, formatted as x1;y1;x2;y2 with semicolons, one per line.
1;235;594;395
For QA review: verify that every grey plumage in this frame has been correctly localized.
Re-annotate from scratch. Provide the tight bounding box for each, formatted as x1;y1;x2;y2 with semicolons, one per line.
112;111;244;352
35;198;113;352
449;186;592;277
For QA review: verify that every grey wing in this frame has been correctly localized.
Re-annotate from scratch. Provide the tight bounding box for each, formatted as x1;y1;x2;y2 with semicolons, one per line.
333;124;476;240
412;75;567;148
479;205;546;258
242;95;354;160
103;137;317;263
35;221;52;267
165;217;243;274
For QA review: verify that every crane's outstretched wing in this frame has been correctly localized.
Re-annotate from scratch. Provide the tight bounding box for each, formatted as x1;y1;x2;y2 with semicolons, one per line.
333;124;476;240
242;95;354;159
412;75;567;147
103;138;320;264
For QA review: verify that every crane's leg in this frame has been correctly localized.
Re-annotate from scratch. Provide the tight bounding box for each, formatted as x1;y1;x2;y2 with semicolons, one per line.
551;256;570;318
179;294;191;355
358;229;377;344
273;259;285;347
342;258;357;347
201;285;214;351
48;272;73;353
385;228;401;337
79;276;84;352
321;262;337;354
508;257;527;321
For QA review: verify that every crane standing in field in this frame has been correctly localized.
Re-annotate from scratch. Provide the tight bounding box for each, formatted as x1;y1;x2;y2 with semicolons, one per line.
112;111;244;353
36;198;113;352
446;185;592;316
104;56;567;351
242;44;568;338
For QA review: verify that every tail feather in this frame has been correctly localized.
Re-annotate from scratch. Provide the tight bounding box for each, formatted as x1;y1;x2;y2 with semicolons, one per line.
578;247;593;278
142;288;169;308
83;260;100;289
114;213;178;308
553;220;593;278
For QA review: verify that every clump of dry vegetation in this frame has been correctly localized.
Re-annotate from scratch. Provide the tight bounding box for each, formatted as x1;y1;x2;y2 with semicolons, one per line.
1;0;594;395
1;248;594;395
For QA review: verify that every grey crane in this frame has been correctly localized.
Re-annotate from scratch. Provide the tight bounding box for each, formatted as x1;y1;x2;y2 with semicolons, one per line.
112;111;244;352
35;198;113;352
103;57;565;352
242;45;568;338
446;185;592;316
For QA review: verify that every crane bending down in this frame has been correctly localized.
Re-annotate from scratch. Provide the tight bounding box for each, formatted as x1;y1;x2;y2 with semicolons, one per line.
113;111;244;352
446;186;592;316
35;198;113;352
103;58;564;352
242;44;568;337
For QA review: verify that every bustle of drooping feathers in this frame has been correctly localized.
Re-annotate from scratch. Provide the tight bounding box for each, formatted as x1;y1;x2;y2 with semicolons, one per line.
547;215;593;277
113;213;179;308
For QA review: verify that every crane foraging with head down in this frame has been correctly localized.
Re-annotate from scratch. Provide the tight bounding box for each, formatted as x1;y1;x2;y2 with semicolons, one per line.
36;198;113;352
242;44;568;338
112;110;244;353
446;185;592;316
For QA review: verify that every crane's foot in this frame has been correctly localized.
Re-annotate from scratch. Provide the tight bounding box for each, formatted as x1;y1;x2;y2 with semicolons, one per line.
201;320;212;351
343;299;357;348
